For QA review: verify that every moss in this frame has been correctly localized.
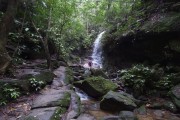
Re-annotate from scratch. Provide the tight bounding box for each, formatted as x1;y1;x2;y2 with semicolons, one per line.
85;76;118;95
50;92;71;120
64;67;74;84
59;92;71;108
50;107;66;120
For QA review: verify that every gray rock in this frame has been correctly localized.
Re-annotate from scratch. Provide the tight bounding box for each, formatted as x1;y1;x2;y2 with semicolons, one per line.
172;84;180;99
170;84;180;108
65;92;81;120
100;91;137;112
74;76;118;98
23;107;57;120
119;111;136;120
32;94;65;108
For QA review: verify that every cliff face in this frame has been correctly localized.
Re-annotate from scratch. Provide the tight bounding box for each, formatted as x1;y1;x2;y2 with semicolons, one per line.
102;0;180;68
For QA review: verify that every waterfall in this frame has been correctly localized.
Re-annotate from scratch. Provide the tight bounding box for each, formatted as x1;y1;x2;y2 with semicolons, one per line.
91;31;105;69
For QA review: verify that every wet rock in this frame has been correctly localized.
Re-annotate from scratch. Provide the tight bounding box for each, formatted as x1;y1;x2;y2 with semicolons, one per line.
170;84;180;109
74;76;118;98
100;91;137;112
119;111;137;120
65;92;81;120
76;114;96;120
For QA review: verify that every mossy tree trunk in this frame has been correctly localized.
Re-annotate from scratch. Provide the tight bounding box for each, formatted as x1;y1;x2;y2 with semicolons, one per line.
0;0;19;73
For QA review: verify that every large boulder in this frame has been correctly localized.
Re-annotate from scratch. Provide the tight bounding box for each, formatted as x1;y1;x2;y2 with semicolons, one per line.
73;76;118;98
100;91;137;112
170;84;180;109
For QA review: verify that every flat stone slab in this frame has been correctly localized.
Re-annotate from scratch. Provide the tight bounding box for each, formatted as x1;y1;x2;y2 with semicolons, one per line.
32;93;64;108
40;88;70;95
22;107;57;120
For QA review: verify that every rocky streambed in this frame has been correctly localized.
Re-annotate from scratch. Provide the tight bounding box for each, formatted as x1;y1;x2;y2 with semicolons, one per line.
0;60;180;120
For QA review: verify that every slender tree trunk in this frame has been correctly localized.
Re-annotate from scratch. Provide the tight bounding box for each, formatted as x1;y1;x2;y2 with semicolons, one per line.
44;7;52;69
0;0;18;73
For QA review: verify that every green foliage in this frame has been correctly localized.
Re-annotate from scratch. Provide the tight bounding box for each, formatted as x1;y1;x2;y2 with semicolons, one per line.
121;64;157;93
0;83;21;106
156;74;174;90
29;77;45;91
32;0;89;59
120;64;176;94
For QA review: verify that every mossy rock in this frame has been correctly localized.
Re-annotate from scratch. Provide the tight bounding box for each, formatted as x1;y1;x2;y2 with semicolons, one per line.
50;107;66;120
59;92;71;108
50;92;71;120
74;76;118;98
64;68;74;84
100;91;137;112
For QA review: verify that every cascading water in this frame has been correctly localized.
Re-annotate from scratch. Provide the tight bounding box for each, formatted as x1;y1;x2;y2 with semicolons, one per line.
91;31;105;69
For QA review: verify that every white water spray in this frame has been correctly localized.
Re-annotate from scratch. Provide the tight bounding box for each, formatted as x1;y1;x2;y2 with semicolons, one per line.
91;31;105;69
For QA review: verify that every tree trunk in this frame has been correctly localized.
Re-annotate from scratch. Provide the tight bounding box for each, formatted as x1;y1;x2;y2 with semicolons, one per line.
0;0;18;73
44;7;52;69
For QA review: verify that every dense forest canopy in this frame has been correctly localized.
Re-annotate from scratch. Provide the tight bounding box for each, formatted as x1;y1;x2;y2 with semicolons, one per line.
0;0;142;71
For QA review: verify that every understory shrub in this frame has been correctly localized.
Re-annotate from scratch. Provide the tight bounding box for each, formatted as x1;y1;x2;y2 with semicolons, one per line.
0;83;21;106
120;64;176;95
